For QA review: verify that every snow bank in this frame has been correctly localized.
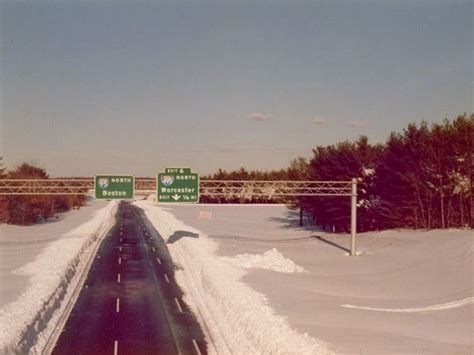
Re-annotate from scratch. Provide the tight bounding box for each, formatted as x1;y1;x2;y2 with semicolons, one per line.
0;201;118;354
134;200;332;354
222;248;306;274
148;204;474;354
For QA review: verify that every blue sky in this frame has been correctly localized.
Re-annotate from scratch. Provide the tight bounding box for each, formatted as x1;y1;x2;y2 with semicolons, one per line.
1;1;472;176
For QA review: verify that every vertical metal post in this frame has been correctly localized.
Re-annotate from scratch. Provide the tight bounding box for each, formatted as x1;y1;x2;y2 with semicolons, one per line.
350;178;357;256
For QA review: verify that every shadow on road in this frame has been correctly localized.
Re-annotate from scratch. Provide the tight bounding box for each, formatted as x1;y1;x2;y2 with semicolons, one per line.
314;235;350;253
266;210;323;233
167;231;199;244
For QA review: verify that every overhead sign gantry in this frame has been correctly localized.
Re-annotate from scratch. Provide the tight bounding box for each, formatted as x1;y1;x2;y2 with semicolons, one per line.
0;175;358;255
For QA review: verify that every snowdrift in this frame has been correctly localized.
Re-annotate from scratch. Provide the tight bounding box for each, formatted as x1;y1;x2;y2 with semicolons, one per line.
134;201;332;354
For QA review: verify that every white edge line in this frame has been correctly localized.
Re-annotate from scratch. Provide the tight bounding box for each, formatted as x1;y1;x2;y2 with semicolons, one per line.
192;339;201;355
174;298;183;312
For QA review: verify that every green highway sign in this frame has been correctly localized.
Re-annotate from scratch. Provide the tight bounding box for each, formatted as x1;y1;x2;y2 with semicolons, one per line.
157;167;199;203
94;175;134;199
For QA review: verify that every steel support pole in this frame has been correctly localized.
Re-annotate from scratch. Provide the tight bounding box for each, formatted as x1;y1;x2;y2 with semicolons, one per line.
350;178;357;256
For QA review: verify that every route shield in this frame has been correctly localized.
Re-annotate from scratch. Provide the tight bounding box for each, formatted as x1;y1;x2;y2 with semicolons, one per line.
94;175;134;199
157;168;199;203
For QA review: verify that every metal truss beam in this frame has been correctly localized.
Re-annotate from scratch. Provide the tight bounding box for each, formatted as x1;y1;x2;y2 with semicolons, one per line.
0;179;93;195
0;179;352;197
0;177;358;256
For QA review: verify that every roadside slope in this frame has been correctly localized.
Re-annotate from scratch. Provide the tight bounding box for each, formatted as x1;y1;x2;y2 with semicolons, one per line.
166;204;474;354
0;200;118;354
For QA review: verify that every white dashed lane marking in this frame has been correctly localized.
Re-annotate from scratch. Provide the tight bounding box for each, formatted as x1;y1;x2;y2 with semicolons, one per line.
192;339;201;355
164;274;170;283
118;257;121;265
116;298;120;313
117;274;121;283
156;257;161;265
114;340;118;355
174;298;183;313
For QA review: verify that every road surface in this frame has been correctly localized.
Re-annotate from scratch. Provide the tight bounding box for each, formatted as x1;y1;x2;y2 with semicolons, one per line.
52;202;206;354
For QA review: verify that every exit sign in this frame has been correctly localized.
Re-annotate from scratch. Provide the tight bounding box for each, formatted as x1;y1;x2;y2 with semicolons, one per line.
157;167;199;203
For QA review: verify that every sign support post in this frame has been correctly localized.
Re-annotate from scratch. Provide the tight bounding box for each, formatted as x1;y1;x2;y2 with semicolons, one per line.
350;178;357;256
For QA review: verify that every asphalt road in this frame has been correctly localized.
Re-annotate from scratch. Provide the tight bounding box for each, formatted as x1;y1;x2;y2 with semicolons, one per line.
52;202;207;355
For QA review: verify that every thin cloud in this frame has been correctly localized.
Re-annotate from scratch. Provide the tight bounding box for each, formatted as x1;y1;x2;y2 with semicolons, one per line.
349;120;369;128
216;148;237;153
247;112;272;121
311;116;326;124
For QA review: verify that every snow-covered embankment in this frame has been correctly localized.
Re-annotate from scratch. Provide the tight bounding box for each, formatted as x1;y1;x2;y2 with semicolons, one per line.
0;201;118;354
135;200;332;354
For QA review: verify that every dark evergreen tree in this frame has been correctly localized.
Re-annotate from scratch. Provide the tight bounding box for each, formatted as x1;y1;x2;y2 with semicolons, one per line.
0;157;9;223
304;136;382;232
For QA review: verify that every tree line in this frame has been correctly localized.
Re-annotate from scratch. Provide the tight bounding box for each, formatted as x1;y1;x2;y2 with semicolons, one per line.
0;161;86;225
204;114;473;231
1;113;471;229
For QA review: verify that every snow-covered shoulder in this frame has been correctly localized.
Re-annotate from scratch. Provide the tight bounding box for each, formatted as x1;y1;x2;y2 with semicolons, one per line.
0;200;118;354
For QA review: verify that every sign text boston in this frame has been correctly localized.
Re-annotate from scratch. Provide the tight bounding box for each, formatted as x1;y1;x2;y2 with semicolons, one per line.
95;175;134;199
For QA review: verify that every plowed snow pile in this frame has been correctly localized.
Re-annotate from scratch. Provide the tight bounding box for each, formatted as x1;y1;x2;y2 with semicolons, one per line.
222;248;306;273
137;201;473;355
134;200;332;354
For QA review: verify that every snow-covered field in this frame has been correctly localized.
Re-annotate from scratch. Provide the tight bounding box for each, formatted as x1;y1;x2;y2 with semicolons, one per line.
0;198;472;354
0;199;118;353
136;200;474;355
